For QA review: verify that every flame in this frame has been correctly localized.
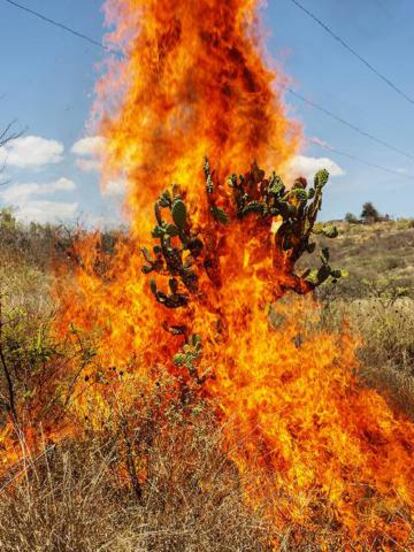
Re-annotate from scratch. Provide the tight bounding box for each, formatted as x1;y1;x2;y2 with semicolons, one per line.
3;0;414;548
96;0;299;234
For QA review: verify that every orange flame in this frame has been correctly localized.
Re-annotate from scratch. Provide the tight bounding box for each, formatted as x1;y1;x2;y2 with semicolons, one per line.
6;0;414;548
96;0;300;234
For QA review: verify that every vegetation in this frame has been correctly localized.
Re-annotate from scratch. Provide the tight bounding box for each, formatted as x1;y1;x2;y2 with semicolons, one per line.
0;205;413;550
361;201;382;223
345;202;388;225
344;212;359;224
312;218;414;420
0;409;273;551
144;162;344;309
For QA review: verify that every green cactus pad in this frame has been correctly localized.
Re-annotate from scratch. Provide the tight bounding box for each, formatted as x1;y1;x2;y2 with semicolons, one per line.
152;225;165;238
322;225;338;239
172;200;187;229
211;206;229;224
166;224;180;237
314;169;329;189
292;188;308;201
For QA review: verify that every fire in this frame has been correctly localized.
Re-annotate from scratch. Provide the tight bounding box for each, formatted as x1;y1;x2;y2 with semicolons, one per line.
3;0;414;548
97;0;300;235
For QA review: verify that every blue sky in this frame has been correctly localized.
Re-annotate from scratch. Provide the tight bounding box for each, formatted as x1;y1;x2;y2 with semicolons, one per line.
0;0;413;224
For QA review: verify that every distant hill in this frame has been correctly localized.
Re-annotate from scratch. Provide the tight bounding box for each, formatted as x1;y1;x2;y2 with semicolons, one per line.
302;219;414;299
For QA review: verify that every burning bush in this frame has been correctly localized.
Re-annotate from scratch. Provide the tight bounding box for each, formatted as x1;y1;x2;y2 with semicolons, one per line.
39;157;414;549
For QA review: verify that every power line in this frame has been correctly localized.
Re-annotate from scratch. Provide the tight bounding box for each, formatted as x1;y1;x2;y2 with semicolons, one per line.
287;0;414;105
4;0;412;181
2;0;112;53
310;138;414;180
287;87;414;161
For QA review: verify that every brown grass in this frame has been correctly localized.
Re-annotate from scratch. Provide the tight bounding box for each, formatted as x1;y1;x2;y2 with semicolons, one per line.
319;294;414;418
0;412;273;552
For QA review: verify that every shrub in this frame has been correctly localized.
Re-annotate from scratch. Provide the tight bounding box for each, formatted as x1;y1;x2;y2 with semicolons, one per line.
345;212;359;224
361;202;381;223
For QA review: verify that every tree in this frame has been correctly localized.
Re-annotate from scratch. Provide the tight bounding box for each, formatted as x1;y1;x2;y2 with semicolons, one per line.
345;212;359;224
361;202;381;223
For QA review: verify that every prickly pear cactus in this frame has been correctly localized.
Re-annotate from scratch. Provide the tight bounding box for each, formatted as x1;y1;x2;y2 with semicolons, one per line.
141;159;343;384
142;160;343;305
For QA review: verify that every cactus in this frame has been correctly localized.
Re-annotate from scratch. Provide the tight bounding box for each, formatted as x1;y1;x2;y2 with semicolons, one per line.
140;160;344;387
141;160;344;310
172;199;187;230
142;185;204;307
313;223;339;239
211;205;229;224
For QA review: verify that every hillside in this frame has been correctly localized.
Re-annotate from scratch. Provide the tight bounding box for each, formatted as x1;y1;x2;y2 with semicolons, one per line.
312;218;414;419
325;219;414;297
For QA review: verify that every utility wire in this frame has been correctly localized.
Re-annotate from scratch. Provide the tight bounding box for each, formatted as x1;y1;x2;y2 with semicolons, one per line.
4;0;412;180
288;0;414;105
4;0;414;164
287;87;414;161
310;138;414;180
2;0;112;53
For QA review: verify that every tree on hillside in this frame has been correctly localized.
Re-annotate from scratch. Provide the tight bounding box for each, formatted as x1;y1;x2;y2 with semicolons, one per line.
345;212;359;224
361;202;381;223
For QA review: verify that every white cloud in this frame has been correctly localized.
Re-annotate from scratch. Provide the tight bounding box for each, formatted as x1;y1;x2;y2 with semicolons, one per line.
75;158;101;173
309;137;330;149
0;177;78;223
71;135;126;200
17;200;79;224
1;177;76;203
71;136;105;157
287;155;345;182
0;136;64;168
72;136;105;173
52;177;76;192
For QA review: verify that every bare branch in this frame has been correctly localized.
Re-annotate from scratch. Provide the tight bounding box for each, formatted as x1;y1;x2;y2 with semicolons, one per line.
0;121;24;186
0;120;22;148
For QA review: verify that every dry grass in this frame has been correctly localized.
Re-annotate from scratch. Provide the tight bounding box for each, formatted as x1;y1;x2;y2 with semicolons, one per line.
321;220;414;297
0;412;273;552
319;294;414;418
0;243;272;552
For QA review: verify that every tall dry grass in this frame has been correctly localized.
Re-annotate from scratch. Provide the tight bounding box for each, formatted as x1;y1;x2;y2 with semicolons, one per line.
0;411;274;552
319;287;414;418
